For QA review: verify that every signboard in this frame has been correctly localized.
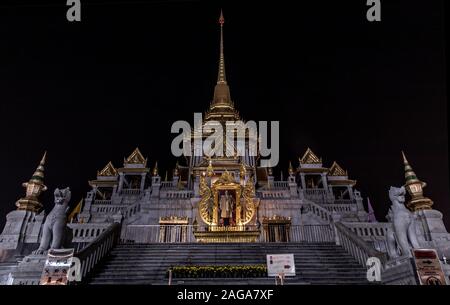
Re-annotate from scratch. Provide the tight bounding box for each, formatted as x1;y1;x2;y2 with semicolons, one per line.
266;254;296;277
39;248;76;285
412;249;447;285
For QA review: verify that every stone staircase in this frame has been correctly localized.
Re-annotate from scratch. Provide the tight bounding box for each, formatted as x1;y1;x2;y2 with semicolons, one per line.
87;242;370;285
0;262;18;284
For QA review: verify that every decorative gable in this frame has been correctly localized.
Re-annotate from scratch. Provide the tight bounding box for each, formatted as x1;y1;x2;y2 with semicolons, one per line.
97;161;118;177
328;161;347;177
299;148;322;164
124;147;147;167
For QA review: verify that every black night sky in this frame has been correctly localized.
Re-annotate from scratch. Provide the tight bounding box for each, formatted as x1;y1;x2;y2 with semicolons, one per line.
0;0;448;228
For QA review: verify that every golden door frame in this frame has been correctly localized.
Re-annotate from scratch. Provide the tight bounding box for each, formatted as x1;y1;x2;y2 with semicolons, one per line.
211;183;242;227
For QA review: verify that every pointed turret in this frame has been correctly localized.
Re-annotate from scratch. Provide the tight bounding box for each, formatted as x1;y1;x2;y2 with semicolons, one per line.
288;161;295;176
16;152;48;212
152;161;159;176
401;151;433;211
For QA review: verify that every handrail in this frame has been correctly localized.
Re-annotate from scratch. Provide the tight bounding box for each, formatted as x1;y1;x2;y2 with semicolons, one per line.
75;222;121;282
307;201;333;223
334;222;387;267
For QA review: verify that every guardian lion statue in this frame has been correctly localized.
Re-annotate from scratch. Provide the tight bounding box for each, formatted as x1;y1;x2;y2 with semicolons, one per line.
33;187;71;254
386;186;420;258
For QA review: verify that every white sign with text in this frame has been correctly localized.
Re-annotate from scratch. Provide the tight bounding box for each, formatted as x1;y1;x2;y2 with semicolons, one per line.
266;254;296;277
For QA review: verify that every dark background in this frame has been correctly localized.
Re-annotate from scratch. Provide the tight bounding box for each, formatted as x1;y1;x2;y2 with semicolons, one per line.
0;0;448;228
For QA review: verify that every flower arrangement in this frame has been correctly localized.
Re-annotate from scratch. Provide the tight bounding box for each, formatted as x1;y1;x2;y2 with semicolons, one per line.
168;265;267;278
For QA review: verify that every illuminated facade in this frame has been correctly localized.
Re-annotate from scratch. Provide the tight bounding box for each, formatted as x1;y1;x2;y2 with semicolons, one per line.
1;12;450;285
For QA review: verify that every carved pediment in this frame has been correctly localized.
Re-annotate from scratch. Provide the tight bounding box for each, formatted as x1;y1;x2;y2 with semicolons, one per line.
124;147;147;166
97;161;118;177
214;170;236;185
328;161;347;177
300;148;322;164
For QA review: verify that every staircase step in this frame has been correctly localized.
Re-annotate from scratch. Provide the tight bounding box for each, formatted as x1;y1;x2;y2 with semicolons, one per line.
87;242;370;285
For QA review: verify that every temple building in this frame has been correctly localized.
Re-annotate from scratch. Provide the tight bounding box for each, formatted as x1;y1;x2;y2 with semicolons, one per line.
1;12;450;285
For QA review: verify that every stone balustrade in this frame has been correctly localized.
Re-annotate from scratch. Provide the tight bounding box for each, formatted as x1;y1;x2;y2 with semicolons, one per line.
257;190;290;199
323;204;356;213
334;222;387;267
76;223;121;282
69;223;111;243
119;189;141;196
160;190;193;199
343;222;392;240
93;199;112;205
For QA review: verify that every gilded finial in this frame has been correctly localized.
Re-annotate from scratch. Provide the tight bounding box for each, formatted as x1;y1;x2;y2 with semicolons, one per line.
401;151;433;211
240;162;246;178
173;161;179;177
16;152;48;212
288;161;294;176
153;161;159;176
207;158;214;177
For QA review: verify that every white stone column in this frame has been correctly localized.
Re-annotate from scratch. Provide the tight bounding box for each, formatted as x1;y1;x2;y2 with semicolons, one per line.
118;173;124;193
347;186;354;200
140;173;146;191
300;173;306;189
321;173;328;190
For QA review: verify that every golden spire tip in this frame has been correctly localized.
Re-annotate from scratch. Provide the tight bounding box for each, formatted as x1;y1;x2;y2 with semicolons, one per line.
401;150;408;164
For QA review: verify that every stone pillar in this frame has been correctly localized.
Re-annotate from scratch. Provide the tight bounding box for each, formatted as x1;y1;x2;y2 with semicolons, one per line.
321;173;328;190
347;186;354;200
288;175;298;198
79;190;94;222
140;173;146;191
173;176;180;188
193;175;200;197
300;173;306;189
118;173;124;193
151;175;161;198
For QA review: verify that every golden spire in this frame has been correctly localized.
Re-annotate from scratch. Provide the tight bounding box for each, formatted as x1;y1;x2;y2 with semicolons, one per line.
206;10;240;122
401;151;433;211
16;151;48;212
207;158;214;177
152;161;159;176
240;162;246;178
288;161;294;176
218;9;226;84
173;161;179;177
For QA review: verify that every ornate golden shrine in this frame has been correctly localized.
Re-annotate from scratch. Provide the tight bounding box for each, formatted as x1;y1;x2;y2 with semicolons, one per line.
195;171;259;242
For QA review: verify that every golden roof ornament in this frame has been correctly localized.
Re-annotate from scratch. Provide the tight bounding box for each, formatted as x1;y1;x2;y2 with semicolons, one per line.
288;161;294;176
173;161;179;177
97;161;118;177
402;151;433;211
207;158;214;177
124;147;147;167
16;152;48;212
152;161;159;176
216;170;235;184
240;162;246;178
328;161;347;177
300;148;322;164
205;10;240;122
